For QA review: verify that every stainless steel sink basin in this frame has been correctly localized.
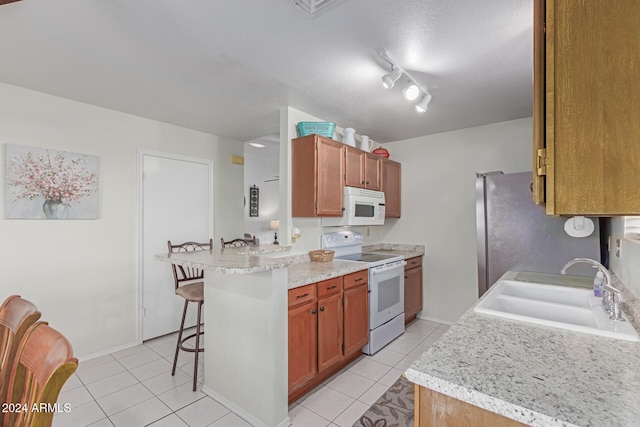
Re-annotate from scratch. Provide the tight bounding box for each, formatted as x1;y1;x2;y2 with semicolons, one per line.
474;279;639;341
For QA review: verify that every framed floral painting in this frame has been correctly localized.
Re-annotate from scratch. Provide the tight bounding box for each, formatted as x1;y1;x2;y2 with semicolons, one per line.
5;144;99;219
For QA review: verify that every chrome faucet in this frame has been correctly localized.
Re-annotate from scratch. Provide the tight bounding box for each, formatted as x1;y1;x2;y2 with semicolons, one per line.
560;258;625;321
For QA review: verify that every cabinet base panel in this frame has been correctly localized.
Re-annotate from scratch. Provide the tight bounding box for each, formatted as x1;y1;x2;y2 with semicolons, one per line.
288;351;363;405
415;385;528;427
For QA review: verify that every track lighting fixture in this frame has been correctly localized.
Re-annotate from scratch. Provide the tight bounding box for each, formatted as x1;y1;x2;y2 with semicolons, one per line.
403;84;420;101
381;67;402;89
378;49;432;114
414;93;432;113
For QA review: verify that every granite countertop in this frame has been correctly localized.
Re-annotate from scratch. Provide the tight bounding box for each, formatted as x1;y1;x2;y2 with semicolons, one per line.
362;243;425;259
287;259;369;289
155;242;425;284
405;271;640;427
154;244;300;275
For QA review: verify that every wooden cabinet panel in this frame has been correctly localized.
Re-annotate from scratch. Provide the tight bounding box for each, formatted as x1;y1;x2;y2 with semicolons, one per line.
288;302;317;392
343;269;368;290
316;139;345;216
344;146;365;188
288;271;369;402
316;277;342;299
288;283;316;307
292;135;344;217
534;0;640;215
343;283;368;357
364;153;381;190
344;147;380;190
380;158;401;217
404;262;423;325
415;385;527;427
317;293;343;372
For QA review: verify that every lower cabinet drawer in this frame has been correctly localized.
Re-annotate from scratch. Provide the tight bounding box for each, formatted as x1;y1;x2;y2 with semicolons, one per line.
317;277;342;299
288;284;316;307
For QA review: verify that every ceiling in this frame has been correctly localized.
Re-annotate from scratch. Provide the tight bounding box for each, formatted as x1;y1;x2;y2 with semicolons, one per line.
0;0;533;143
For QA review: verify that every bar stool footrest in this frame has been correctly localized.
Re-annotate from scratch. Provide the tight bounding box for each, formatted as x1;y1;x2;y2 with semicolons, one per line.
178;331;204;353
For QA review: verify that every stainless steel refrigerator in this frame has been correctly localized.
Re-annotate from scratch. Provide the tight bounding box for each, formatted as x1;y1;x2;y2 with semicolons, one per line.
476;171;601;296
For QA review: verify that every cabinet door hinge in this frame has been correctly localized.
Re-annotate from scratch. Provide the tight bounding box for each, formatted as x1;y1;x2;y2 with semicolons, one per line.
536;148;547;176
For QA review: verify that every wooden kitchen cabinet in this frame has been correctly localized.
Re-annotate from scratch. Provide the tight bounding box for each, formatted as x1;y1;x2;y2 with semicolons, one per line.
288;271;369;403
415;385;527;427
292;134;344;216
343;270;369;357
364;153;381;191
380;158;401;217
533;0;640;215
344;146;380;190
287;284;317;393
316;277;343;373
404;256;423;324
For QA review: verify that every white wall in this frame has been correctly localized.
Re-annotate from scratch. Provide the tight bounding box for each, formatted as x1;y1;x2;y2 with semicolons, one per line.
0;83;244;358
609;218;640;298
383;118;533;323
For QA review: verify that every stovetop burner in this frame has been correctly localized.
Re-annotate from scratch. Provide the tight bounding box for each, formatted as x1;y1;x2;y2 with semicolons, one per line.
336;252;401;263
321;231;403;267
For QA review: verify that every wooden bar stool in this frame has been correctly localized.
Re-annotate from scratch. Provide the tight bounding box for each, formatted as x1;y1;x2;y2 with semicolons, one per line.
167;239;213;391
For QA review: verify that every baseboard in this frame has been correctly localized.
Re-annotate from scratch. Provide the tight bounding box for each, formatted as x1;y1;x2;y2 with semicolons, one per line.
77;340;140;362
202;385;291;427
417;313;454;326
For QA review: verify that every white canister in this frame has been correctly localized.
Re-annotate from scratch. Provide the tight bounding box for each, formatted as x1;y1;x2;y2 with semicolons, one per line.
343;128;356;147
359;135;373;152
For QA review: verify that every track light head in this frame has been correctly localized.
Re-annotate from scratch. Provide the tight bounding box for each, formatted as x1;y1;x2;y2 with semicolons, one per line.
415;93;432;113
381;68;402;89
403;84;420;101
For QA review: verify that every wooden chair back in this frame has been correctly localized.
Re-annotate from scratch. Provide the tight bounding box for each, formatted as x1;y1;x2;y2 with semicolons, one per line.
220;235;256;249
167;239;214;291
0;295;41;403
3;321;77;427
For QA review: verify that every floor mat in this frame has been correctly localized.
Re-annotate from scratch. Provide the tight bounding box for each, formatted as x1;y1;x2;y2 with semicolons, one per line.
352;375;414;427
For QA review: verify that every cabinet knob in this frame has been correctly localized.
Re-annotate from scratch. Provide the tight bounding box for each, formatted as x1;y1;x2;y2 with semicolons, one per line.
366;181;369;184
320;306;325;312
312;309;317;314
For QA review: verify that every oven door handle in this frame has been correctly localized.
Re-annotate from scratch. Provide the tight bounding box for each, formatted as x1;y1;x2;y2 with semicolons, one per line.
371;261;407;275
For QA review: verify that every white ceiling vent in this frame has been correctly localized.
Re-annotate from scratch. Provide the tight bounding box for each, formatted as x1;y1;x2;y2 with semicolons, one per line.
290;0;343;15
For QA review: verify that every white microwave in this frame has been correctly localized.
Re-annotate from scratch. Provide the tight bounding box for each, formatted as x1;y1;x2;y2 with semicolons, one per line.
322;187;386;227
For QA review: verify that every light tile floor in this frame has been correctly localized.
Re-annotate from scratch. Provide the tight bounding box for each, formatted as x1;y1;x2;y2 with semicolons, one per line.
53;319;449;427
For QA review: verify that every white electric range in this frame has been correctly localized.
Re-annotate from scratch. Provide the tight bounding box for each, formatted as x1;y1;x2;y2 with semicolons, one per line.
321;231;405;355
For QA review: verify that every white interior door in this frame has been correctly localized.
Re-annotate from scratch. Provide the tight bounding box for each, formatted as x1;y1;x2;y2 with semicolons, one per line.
141;152;212;341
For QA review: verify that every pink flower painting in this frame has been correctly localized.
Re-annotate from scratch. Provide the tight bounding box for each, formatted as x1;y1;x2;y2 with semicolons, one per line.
5;144;99;219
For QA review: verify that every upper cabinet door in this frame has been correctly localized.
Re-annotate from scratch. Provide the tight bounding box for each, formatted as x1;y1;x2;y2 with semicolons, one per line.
344;146;365;188
535;0;640;215
292;135;344;217
364;153;381;191
316;138;345;215
532;0;546;206
380;158;401;218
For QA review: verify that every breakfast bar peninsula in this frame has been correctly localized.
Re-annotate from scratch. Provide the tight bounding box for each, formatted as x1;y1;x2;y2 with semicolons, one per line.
156;245;297;427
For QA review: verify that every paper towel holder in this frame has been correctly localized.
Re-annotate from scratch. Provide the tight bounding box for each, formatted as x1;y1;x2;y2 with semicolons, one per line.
564;216;595;238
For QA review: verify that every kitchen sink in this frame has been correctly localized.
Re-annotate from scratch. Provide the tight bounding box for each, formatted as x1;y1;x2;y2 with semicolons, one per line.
474;279;639;341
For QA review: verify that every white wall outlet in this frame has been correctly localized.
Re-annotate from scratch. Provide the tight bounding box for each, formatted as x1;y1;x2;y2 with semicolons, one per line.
616;238;621;258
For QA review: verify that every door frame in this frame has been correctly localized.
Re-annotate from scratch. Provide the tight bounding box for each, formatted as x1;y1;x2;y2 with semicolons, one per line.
136;149;214;343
